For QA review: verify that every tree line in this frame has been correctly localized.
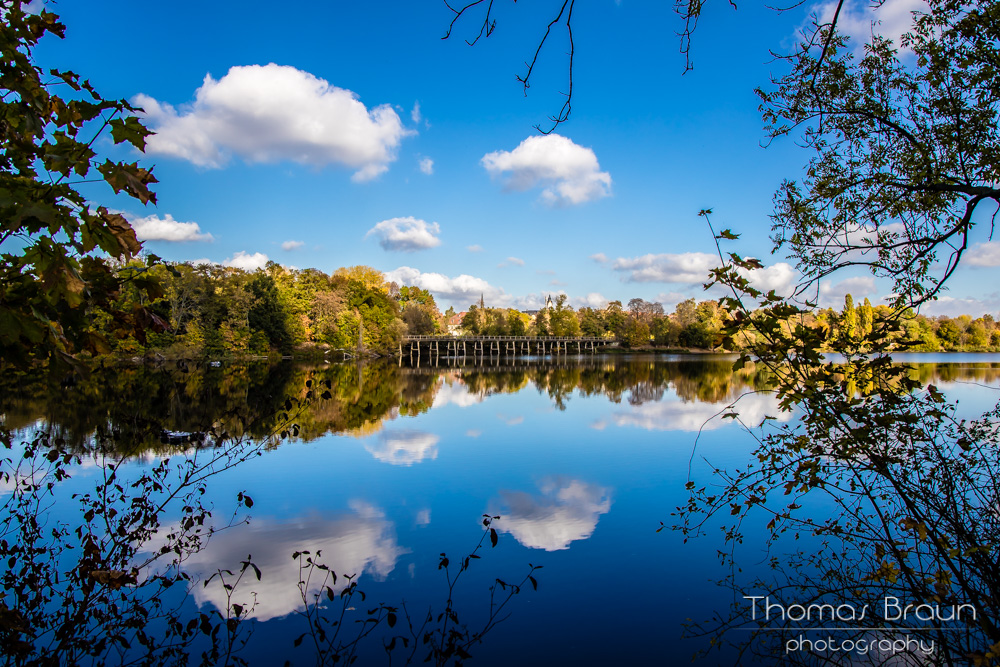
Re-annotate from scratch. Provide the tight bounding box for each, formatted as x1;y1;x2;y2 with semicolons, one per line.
89;258;1000;359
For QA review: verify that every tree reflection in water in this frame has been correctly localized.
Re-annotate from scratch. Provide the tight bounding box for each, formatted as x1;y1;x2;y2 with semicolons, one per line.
0;366;541;666
677;365;1000;666
2;357;770;452
4;357;1000;663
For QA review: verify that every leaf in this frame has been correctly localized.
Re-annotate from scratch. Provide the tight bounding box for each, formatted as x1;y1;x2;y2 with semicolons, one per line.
109;116;152;151
490;528;498;547
97;160;158;205
98;209;142;257
528;575;538;591
387;612;397;628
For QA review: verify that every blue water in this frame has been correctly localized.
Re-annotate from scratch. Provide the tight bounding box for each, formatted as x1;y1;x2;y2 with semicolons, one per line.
6;354;1000;665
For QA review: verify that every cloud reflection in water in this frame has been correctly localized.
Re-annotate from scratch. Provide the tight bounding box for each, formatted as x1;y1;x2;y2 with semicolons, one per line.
493;477;611;551
177;500;408;621
364;430;440;466
610;391;790;432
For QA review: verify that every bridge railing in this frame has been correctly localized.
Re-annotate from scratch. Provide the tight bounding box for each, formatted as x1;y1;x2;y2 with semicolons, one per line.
402;335;612;343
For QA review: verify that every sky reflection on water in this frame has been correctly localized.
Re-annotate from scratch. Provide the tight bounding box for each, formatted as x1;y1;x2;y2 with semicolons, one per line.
6;354;1000;665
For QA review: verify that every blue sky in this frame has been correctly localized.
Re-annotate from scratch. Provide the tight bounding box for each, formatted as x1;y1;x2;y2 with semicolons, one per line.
34;0;1000;316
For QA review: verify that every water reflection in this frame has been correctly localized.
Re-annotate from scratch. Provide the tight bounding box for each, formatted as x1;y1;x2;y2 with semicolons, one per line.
364;430;440;465
176;502;407;622
493;477;612;551
609;390;789;432
1;356;774;448
5;355;1000;664
11;356;1000;450
431;378;486;408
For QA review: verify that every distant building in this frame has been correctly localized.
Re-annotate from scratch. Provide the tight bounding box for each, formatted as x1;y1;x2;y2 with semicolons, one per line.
447;311;466;334
522;294;554;318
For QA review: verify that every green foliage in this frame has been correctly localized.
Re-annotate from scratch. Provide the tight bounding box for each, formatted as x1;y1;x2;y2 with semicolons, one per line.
603;301;626;338
577;307;606;337
762;0;1000;309
507;309;528;336
397;286;442;335
246;273;292;353
531;308;549;336
620;318;650;348
937;319;961;346
0;0;163;367
684;4;1000;646
677;321;713;349
840;293;859;341
548;294;580;337
401;301;438;334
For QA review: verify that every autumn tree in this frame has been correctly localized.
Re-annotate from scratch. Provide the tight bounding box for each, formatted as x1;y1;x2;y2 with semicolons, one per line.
1;0;162;367
681;0;1000;659
840;293;858;340
397;286;442;335
548;294;580;337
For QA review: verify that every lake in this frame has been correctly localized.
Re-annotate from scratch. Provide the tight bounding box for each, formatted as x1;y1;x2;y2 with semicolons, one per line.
4;353;1000;665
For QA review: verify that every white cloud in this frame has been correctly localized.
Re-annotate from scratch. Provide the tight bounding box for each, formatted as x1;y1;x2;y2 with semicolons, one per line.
815;0;927;51
492;478;611;551
572;292;608;309
611;252;718;284
590;253;608;264
223;251;269;271
817;276;877;307
411;101;422;124
466;244;483;253
613;391;792;433
136;64;410;181
129;212;213;242
921;294;1000;318
498;256;525;268
281;240;305;251
165;502;406;621
744;262;798;298
481;134;612;206
364;430;439;466
418;156;434;175
966;242;1000;267
654;291;689;310
366;217;441;252
385;266;507;309
612;253;796;296
432;379;485;408
382;267;604;312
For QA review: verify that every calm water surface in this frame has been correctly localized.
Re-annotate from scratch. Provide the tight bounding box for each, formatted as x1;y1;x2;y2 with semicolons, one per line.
5;354;1000;665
